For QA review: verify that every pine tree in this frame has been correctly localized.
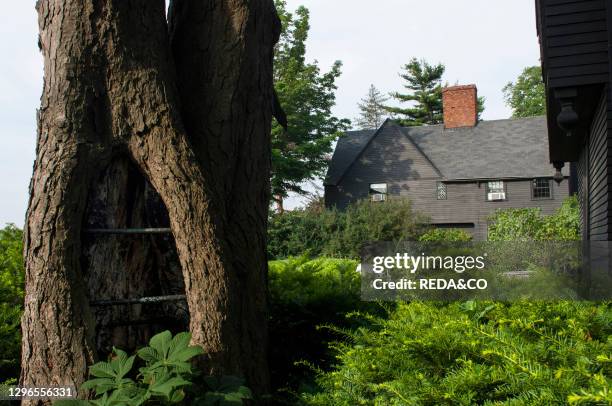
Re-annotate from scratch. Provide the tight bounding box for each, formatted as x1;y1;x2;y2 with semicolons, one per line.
385;58;445;126
355;85;388;130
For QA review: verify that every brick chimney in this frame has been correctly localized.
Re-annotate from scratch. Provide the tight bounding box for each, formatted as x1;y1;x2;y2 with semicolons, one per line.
442;84;478;129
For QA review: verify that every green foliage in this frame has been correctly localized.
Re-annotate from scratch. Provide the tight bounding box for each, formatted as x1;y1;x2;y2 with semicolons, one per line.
503;66;546;118
272;0;350;199
303;301;612;405
488;196;580;241
61;331;201;405
55;331;250;406
384;58;445;127
418;228;473;242
355;85;388;130
268;257;382;402
199;376;253;405
267;199;428;259
269;257;360;306
384;58;486;126
0;224;24;380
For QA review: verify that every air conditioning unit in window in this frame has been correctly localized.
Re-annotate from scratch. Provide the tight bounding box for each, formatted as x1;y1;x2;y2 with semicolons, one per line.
371;193;386;202
488;192;506;201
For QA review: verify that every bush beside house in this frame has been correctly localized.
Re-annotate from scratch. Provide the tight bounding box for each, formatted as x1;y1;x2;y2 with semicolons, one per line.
268;199;428;259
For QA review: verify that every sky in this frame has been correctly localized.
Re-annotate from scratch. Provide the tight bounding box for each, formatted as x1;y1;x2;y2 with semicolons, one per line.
0;0;541;226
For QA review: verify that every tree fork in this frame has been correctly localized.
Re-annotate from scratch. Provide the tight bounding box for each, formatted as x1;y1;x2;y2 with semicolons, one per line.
22;0;279;402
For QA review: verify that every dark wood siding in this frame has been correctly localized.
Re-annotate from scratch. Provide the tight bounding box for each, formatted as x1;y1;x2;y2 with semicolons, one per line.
585;89;608;240
538;0;609;88
577;143;588;239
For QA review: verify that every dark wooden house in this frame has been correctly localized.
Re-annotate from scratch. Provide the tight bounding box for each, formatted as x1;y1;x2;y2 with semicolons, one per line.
536;0;611;240
324;85;570;240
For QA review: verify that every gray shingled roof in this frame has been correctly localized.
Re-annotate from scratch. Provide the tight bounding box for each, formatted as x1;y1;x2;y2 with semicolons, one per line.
325;116;562;185
325;129;377;185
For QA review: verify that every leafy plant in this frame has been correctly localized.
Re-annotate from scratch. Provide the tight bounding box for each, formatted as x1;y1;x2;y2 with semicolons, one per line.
198;376;253;405
55;331;251;406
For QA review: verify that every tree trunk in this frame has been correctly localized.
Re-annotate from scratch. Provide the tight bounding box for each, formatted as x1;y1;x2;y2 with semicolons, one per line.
273;195;285;214
21;0;279;403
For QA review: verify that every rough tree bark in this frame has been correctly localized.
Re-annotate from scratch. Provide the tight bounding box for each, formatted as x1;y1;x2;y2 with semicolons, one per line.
21;0;279;403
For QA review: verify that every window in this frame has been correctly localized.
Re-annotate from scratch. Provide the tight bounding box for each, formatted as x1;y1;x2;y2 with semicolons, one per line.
532;178;552;199
486;181;506;201
436;182;447;200
369;183;387;202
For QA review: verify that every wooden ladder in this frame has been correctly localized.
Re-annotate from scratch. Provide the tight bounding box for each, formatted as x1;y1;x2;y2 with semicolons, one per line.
84;227;187;307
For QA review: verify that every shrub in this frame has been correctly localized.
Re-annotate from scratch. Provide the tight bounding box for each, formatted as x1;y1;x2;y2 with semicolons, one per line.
303;301;612;405
268;257;382;401
268;207;342;259
418;228;472;242
268;199;428;259
0;224;24;380
488;195;579;241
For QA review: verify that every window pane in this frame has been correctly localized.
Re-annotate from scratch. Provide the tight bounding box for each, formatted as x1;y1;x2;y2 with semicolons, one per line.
437;182;447;200
486;181;505;201
532;178;551;199
487;181;504;193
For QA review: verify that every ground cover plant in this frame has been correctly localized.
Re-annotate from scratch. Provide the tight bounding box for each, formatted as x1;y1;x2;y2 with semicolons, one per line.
54;330;251;406
303;300;612;405
268;257;383;402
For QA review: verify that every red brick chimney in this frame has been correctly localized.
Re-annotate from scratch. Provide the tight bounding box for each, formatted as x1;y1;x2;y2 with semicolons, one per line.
442;84;478;129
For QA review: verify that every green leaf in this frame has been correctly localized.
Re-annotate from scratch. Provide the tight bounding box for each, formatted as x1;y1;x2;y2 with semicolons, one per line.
149;376;190;398
149;330;172;357
89;362;116;379
81;377;116;394
170;346;204;363
137;346;159;363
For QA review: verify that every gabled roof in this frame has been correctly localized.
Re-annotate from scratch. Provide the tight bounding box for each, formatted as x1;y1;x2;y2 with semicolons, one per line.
325;116;563;185
324;128;377;185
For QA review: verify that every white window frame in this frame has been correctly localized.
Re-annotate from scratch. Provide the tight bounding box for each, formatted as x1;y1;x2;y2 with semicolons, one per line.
486;181;506;201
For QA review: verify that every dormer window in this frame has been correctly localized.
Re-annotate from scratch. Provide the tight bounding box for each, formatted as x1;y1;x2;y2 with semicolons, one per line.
486;181;506;201
370;183;387;202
